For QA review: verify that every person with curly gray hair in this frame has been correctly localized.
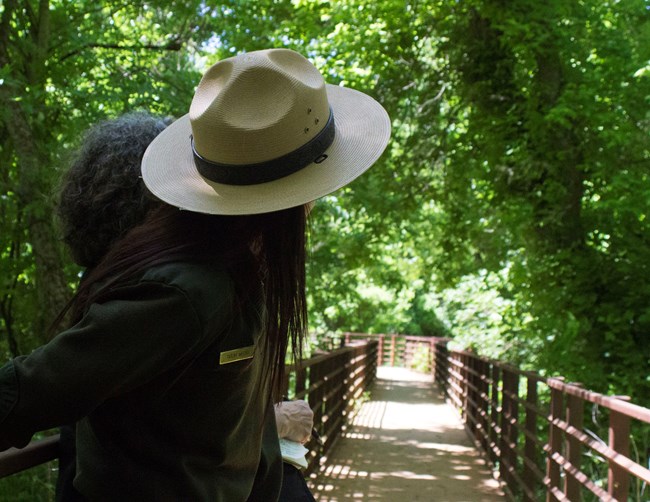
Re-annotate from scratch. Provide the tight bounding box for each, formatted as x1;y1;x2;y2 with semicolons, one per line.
57;112;170;268
55;111;170;502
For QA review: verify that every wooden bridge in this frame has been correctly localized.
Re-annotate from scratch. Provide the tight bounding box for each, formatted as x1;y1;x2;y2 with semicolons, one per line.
1;334;650;501
310;365;503;500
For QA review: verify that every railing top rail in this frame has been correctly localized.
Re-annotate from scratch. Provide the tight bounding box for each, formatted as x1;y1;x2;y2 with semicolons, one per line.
286;340;378;372
343;332;451;343
449;349;547;383
0;435;59;478
547;377;650;423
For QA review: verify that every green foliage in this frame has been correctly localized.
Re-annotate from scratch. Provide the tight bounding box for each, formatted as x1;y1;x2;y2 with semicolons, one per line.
2;0;648;397
408;344;432;373
425;0;650;402
0;462;56;502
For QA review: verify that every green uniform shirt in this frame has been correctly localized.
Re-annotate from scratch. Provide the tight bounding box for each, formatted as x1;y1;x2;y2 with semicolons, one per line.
0;261;281;501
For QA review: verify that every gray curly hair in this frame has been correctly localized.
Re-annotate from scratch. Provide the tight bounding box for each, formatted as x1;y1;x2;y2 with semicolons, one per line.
58;112;171;267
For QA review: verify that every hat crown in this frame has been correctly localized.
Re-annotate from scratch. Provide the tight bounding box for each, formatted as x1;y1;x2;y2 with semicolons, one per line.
190;49;330;166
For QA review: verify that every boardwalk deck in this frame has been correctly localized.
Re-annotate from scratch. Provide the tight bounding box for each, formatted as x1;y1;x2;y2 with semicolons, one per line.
309;366;504;501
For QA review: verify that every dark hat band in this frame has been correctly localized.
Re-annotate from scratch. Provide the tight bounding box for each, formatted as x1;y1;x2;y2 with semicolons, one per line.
192;110;335;186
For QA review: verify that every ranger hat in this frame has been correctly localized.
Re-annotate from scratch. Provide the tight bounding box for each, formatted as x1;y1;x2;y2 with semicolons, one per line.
142;48;391;215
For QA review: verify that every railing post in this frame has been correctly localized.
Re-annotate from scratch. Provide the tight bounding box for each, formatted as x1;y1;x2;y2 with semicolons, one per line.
546;380;564;502
404;338;411;368
564;383;584;501
475;358;488;452
489;364;500;466
370;340;378;386
433;341;439;384
608;396;631;500
359;345;367;391
460;352;469;420
523;376;539;501
378;335;384;367
453;352;461;409
294;363;307;399
477;357;490;455
482;359;491;453
499;366;509;489
390;334;396;367
436;341;449;396
309;360;324;438
432;341;439;382
467;354;478;436
500;367;519;496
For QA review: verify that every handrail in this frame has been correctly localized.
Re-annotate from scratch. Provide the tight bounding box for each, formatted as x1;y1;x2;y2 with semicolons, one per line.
546;378;650;422
0;340;378;482
0;435;60;478
344;333;650;502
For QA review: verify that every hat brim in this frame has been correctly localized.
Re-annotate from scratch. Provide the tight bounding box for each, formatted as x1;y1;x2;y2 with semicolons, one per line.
141;84;391;215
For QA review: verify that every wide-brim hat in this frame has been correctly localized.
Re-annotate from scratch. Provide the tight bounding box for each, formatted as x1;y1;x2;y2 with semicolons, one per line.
142;48;391;215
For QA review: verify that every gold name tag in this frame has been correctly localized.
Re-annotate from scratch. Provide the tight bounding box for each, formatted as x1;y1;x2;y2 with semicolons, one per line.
219;345;255;365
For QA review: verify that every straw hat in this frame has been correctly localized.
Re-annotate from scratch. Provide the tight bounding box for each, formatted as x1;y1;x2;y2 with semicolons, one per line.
142;48;391;215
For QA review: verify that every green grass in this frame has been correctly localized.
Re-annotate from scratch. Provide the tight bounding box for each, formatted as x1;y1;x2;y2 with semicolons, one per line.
0;462;56;502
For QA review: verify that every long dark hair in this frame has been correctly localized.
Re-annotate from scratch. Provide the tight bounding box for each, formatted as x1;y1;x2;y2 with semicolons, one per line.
67;202;308;401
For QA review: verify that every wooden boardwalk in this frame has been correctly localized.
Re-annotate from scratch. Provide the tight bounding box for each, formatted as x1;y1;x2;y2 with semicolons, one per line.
309;366;504;501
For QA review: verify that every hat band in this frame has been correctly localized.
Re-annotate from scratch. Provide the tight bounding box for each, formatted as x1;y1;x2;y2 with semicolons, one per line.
192;110;336;186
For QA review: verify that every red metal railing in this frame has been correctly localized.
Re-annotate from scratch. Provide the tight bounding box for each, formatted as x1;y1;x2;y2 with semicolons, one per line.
439;346;650;501
344;332;650;502
0;340;378;481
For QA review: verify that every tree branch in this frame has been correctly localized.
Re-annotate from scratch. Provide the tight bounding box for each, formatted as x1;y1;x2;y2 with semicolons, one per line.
59;39;183;62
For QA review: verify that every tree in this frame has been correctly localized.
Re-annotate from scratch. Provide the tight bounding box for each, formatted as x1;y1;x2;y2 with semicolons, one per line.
427;0;650;396
0;1;205;355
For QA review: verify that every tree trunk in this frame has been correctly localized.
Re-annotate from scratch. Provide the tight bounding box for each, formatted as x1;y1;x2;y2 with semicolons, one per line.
533;47;585;250
4;97;71;342
0;0;71;344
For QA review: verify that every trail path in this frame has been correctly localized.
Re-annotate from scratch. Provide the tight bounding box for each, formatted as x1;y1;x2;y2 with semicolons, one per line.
310;366;504;501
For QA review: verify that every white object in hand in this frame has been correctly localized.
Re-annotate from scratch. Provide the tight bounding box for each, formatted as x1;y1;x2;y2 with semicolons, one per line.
279;438;309;470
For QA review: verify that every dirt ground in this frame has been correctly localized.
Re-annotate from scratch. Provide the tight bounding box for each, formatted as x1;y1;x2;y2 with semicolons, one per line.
308;366;504;501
